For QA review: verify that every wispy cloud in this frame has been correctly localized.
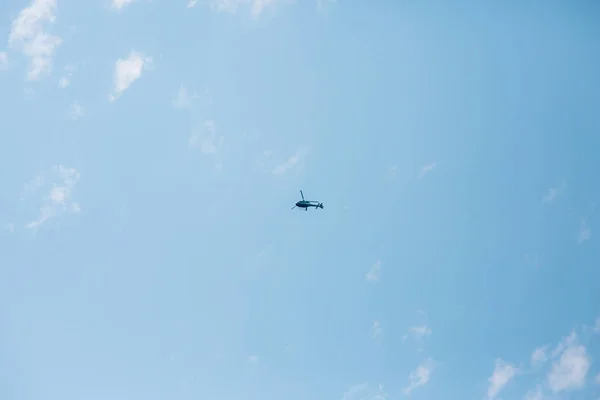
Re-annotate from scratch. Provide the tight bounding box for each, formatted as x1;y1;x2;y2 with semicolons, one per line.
249;0;277;16
531;345;548;367
187;0;198;7
341;383;394;400
486;359;517;400
402;325;432;351
551;331;577;358
0;52;7;70
418;162;437;179
58;63;77;88
208;0;279;17
209;0;243;13
247;355;259;363
402;358;435;395
342;383;368;400
111;0;136;10
272;151;304;175
542;181;566;204
372;320;382;339
366;260;381;282
174;85;222;170
7;0;61;80
173;84;212;111
58;76;69;88
172;84;206;110
110;51;151;101
24;165;81;230
577;219;591;244
188;120;223;157
173;84;193;109
69;102;84;120
372;384;392;400
547;335;590;393
523;385;544;400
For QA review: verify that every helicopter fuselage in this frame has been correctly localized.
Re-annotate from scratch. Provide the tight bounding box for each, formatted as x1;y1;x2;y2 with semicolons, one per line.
294;200;323;210
292;191;323;210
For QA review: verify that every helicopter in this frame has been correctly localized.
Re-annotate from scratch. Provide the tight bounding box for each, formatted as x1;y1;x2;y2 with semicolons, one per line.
291;190;323;211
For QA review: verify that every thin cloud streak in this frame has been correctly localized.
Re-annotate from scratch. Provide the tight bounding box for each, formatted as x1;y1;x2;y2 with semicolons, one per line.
418;162;437;178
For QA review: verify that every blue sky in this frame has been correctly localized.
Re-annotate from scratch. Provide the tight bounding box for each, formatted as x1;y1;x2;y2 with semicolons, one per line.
1;0;599;399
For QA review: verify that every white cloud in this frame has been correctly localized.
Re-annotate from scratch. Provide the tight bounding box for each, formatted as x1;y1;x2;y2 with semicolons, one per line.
175;86;222;170
23;173;44;195
551;331;577;358
402;358;435;395
577;219;591;244
547;345;590;393
409;325;432;336
542;182;566;204
531;345;548;366
173;84;197;109
372;320;382;339
173;84;211;111
187;0;198;7
595;373;600;385
0;52;7;70
523;385;544;400
372;384;389;400
189;120;222;154
70;102;84;120
188;120;224;170
110;51;151;101
342;383;368;400
209;0;242;13
58;63;77;88
272;151;303;175
208;0;279;17
340;383;396;400
402;325;432;351
111;0;136;10
366;261;381;282
486;359;517;400
24;165;81;230
58;76;69;88
249;0;277;16
247;355;259;363
340;383;391;400
7;0;61;80
418;162;437;178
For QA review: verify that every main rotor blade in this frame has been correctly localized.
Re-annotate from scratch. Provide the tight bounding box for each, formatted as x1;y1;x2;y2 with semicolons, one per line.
300;190;304;200
291;206;297;210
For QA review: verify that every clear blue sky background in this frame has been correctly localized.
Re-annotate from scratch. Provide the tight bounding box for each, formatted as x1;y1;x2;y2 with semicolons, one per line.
1;1;599;400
